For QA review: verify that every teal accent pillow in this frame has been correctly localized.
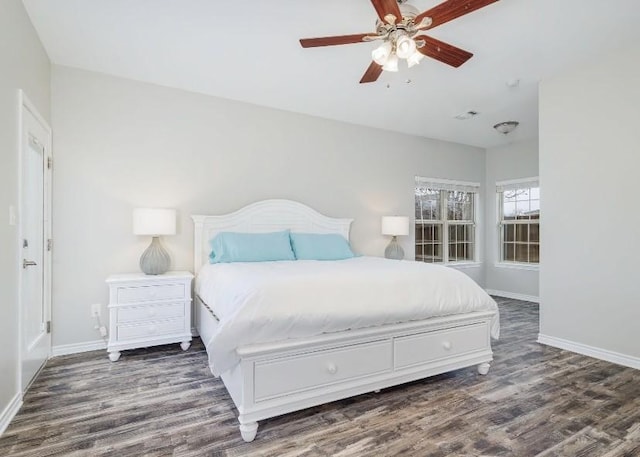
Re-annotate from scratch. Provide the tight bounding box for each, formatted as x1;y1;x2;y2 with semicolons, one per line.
209;230;295;263
290;233;355;261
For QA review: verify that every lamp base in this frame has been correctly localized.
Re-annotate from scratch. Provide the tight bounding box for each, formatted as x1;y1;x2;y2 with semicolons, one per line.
384;236;405;260
140;236;170;275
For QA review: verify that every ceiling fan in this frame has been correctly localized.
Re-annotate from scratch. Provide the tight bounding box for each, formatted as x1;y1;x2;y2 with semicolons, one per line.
299;0;499;83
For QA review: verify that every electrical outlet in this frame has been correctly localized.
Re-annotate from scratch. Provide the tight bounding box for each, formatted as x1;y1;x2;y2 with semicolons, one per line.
91;304;101;317
99;326;108;337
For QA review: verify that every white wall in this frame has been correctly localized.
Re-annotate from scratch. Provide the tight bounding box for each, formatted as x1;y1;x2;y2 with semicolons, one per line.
484;139;539;300
51;65;486;348
0;0;50;425
539;45;640;364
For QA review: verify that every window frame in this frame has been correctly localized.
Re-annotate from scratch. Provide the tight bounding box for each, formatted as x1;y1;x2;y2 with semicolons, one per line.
496;178;540;269
415;179;480;265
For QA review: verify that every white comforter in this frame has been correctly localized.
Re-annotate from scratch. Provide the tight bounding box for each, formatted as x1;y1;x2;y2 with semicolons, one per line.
196;256;499;375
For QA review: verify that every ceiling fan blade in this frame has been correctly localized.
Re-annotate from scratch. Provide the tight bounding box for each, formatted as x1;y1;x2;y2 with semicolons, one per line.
416;35;473;67
300;33;375;48
360;61;383;84
415;0;499;30
370;0;403;25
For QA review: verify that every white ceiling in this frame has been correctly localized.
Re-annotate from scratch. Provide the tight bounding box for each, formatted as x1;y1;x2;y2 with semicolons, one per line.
23;0;640;148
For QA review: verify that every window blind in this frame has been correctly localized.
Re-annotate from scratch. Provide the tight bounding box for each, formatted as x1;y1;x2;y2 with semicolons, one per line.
496;177;539;192
415;177;481;193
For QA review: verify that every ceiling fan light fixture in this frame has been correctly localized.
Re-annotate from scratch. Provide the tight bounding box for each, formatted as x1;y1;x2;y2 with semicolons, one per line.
372;41;392;65
382;53;399;72
407;49;424;68
493;121;520;135
299;0;499;84
395;34;416;59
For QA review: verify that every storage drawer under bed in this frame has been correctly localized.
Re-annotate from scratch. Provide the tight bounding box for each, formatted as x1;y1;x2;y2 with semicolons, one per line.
254;340;393;401
394;323;488;369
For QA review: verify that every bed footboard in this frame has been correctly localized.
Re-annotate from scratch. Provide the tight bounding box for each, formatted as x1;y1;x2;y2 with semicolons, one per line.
221;311;494;442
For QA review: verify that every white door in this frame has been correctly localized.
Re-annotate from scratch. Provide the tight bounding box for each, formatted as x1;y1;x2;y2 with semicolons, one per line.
19;93;52;392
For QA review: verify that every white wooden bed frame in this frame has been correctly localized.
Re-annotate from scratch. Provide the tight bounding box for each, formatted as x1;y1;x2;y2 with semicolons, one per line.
192;199;494;442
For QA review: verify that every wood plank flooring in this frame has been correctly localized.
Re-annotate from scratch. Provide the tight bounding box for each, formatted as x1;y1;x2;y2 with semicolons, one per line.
1;298;639;456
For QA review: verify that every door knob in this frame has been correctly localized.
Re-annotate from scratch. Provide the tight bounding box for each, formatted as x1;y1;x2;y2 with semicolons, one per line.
23;259;37;269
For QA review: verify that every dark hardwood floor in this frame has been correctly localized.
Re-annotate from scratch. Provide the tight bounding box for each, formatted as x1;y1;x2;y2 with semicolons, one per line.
1;298;639;456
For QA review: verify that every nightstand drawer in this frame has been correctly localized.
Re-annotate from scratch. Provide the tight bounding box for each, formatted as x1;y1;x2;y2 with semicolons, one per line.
117;283;185;304
117;319;185;341
117;302;185;323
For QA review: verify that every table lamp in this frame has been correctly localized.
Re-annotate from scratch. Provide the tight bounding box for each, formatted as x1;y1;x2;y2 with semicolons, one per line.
133;208;176;275
382;216;409;260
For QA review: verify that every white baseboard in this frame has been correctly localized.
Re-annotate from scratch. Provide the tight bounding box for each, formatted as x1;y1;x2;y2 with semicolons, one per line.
0;392;22;436
52;339;107;357
538;334;640;370
485;289;539;303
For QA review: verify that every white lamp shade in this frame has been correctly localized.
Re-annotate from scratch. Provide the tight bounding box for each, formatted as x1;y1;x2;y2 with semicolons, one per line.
382;216;409;236
133;208;176;236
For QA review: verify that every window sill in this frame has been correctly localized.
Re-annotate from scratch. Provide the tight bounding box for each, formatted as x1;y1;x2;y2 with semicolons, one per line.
493;262;539;271
447;262;482;269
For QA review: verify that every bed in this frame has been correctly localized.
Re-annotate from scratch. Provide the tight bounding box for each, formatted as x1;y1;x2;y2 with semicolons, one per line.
192;199;498;442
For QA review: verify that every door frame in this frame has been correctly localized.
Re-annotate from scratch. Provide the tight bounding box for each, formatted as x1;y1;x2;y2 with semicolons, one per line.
17;90;52;393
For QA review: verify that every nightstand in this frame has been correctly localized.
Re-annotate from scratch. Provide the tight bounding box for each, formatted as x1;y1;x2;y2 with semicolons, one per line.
105;271;193;361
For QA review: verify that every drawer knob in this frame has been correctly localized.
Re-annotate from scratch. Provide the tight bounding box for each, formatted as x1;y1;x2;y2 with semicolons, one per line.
148;309;157;317
148;325;157;335
327;363;338;375
442;341;452;351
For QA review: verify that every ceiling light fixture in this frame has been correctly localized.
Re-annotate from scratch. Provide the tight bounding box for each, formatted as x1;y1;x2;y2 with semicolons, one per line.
371;30;425;72
369;2;430;73
493;121;520;135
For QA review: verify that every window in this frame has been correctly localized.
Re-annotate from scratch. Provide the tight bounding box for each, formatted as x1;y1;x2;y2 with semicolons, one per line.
497;178;540;264
415;178;479;264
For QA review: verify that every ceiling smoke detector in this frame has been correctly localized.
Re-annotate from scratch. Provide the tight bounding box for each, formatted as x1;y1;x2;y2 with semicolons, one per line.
493;121;519;135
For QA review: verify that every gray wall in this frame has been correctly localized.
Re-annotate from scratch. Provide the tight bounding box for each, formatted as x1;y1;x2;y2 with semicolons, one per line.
539;45;640;360
484;139;539;299
0;0;50;422
50;65;486;348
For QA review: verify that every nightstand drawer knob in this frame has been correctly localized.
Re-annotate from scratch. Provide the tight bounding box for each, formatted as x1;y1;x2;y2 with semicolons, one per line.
148;309;157;318
327;363;338;375
442;341;452;351
148;325;157;335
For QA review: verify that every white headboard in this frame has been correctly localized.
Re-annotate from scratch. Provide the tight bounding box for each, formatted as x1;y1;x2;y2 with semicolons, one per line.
191;199;354;274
